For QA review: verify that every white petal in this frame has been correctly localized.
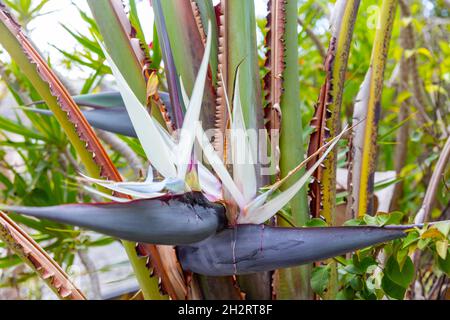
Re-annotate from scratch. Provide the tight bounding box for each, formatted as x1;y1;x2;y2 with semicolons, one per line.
98;38;177;178
177;21;213;180
195;126;246;209
240;127;347;224
79;172;167;198
179;77;190;108
230;72;257;202
144;166;154;183
198;163;222;201
83;186;130;203
93;183;165;199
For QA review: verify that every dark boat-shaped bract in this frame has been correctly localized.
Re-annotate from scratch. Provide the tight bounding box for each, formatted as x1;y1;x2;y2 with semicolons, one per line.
28;91;172;138
29;106;137;138
2;191;412;277
177;224;407;276
1;192;225;245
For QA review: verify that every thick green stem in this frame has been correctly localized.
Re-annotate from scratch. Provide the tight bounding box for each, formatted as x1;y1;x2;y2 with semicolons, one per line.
277;0;311;300
123;241;166;300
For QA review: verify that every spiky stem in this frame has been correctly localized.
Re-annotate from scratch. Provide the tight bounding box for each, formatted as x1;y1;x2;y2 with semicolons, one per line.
0;212;86;299
350;0;398;217
274;0;312;300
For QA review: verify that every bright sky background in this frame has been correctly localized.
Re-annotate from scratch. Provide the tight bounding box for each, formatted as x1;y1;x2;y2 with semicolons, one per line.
1;0;437;81
28;0;152;79
19;0;270;82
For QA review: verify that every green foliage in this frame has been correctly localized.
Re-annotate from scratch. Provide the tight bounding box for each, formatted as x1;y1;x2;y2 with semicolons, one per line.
312;218;450;300
0;61;117;273
2;0;49;25
311;265;330;295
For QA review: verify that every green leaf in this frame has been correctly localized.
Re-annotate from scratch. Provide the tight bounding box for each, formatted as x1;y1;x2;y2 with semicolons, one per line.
358;256;378;273
86;237;115;247
346;255;377;275
128;0;149;58
417;238;431;250
0;254;22;268
336;287;355;300
381;274;406;300
402;230;420;249
437;251;450;275
349;275;364;291
417;47;432;59
421;227;444;240
350;0;397;217
436;240;448;260
190;0;219;84
384;256;414;288
0;8;111;180
277;0;308;229
435;221;450;238
311;265;330;296
150;23;162;70
375;211;403;226
396;248;409;268
305;218;329;228
344;218;365;226
363;214;378;226
60;23;104;57
344;264;363;275
0;116;47;141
